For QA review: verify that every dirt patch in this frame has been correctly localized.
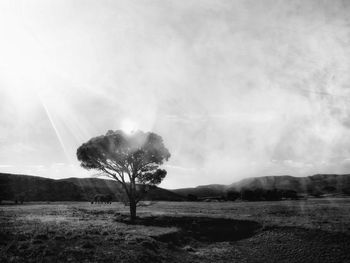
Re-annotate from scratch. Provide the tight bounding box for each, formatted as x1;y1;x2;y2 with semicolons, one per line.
116;215;262;243
227;226;350;263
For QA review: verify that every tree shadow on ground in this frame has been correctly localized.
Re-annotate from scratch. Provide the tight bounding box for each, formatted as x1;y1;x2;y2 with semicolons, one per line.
116;215;262;243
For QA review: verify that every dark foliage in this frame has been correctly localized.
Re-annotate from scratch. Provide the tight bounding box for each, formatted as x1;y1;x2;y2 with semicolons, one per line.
92;194;113;204
76;130;171;220
226;190;240;201
239;188;298;201
187;194;198;201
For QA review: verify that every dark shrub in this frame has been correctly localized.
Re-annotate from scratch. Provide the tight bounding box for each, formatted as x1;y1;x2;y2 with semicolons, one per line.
227;190;240;201
187;194;198;201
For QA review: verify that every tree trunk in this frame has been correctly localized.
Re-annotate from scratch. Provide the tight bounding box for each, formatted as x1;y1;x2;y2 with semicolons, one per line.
129;199;137;222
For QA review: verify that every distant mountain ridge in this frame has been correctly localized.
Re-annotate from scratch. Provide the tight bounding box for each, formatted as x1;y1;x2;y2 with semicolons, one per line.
172;174;350;198
171;184;227;198
1;173;349;202
0;173;185;202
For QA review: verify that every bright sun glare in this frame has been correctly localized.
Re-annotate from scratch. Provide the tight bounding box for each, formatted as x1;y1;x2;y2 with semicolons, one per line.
121;119;137;134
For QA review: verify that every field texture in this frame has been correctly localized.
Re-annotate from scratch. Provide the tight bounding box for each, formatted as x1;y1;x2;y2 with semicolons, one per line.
1;198;350;263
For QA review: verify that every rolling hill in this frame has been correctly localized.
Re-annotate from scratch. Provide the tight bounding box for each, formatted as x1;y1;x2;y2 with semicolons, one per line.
228;174;350;194
171;184;227;198
0;173;185;202
1;173;349;203
172;174;350;198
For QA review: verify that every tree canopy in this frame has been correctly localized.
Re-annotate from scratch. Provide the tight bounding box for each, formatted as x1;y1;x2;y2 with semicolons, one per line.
76;130;170;220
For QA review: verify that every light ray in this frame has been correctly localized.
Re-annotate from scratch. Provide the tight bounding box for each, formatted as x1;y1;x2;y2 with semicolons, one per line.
38;94;70;161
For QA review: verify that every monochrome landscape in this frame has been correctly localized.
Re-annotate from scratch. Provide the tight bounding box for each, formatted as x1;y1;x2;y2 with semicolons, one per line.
1;0;350;262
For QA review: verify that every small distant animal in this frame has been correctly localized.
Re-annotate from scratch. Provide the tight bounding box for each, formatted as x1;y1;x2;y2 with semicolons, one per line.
91;194;112;204
14;193;25;204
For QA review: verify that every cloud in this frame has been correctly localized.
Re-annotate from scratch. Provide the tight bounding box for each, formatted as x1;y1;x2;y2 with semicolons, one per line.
0;0;350;188
0;164;13;168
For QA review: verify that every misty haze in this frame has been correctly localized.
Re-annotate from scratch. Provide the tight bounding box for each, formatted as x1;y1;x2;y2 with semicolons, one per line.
1;0;350;262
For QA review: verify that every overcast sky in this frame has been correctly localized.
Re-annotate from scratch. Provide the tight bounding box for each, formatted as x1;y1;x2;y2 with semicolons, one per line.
0;0;350;188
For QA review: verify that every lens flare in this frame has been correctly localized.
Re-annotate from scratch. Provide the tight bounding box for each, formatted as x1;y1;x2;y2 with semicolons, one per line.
121;119;137;134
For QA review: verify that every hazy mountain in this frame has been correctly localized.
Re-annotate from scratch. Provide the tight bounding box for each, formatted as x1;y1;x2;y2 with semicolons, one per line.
228;174;350;194
171;184;227;198
173;174;350;198
228;175;308;192
0;173;185;202
1;173;349;202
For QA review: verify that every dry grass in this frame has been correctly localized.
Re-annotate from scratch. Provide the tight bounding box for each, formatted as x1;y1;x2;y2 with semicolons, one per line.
137;198;350;233
0;198;349;262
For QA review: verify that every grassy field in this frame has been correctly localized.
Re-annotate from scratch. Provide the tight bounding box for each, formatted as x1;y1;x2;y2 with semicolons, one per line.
1;198;350;262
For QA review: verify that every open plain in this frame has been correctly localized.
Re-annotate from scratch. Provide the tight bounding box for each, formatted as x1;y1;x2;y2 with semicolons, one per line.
1;198;350;263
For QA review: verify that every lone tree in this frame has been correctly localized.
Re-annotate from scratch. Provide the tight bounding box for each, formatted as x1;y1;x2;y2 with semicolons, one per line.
76;130;170;221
